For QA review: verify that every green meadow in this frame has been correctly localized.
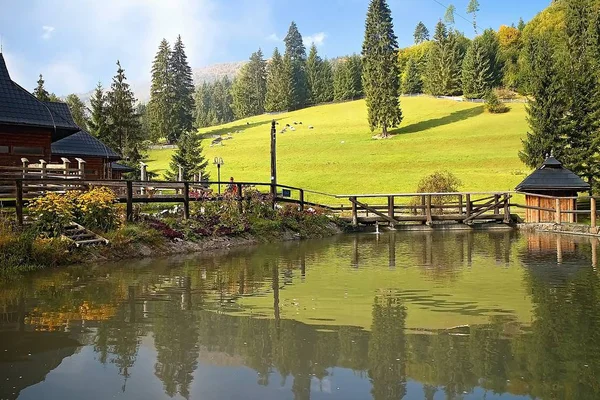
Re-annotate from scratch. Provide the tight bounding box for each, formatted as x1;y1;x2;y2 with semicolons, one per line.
146;96;530;204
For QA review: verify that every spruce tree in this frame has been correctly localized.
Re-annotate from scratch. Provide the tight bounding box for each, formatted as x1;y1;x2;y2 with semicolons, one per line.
33;74;50;101
462;37;493;99
333;60;353;101
266;48;291;112
425;21;462;96
517;17;526;31
170;35;195;143
65;94;89;130
414;22;430;44
349;54;363;97
362;0;402;137
88;82;109;141
166;132;209;181
466;0;480;34
306;44;322;105
284;21;309;110
106;61;143;162
444;4;456;26
232;49;267;118
317;59;334;103
480;29;502;87
519;37;566;168
402;58;422;94
194;82;211;128
149;39;174;143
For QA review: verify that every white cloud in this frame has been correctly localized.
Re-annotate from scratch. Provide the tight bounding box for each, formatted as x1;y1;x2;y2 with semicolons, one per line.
266;33;281;42
43;59;89;94
41;25;55;40
303;32;327;47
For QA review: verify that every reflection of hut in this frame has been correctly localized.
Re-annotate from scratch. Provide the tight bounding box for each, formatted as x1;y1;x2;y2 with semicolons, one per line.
516;156;590;223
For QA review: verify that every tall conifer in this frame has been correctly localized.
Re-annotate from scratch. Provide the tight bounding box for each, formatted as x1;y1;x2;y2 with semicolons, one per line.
149;39;173;142
88;82;109;141
462;37;493;99
265;48;289;112
33;74;50;101
284;21;308;110
170;35;195;143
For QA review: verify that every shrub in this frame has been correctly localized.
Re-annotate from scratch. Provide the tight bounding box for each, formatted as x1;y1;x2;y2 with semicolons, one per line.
76;187;120;232
485;90;510;113
410;171;462;215
29;192;76;237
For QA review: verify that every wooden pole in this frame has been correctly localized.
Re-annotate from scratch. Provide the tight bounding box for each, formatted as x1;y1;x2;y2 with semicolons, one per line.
237;183;243;214
503;193;511;223
458;194;463;216
426;195;432;226
466;194;472;219
183;182;190;219
351;196;358;227
555;198;561;224
591;197;597;229
126;180;133;222
299;189;305;211
387;196;394;219
15;179;23;227
493;194;500;215
270;120;277;205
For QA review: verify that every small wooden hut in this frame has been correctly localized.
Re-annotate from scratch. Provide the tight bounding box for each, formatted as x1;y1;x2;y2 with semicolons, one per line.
516;155;590;223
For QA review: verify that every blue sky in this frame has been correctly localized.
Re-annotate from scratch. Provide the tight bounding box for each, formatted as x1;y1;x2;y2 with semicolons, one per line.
0;0;549;96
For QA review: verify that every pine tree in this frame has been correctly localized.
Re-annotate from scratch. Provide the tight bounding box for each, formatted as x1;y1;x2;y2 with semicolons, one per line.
284;21;309;109
137;103;151;141
425;21;463;96
402;58;422;94
519;37;567;168
33;74;50;101
166;132;209;181
334;60;353;101
480;29;502;87
306;44;321;105
194;82;212;128
444;4;456;26
88;82;109;141
232;49;267;118
265;48;290;112
65;94;89;130
462;38;493;99
170;35;195;143
517;17;526;31
362;0;402;137
348;54;363;97
106;61;143;162
413;22;430;44
149;39;174;143
317;59;334;103
466;0;480;34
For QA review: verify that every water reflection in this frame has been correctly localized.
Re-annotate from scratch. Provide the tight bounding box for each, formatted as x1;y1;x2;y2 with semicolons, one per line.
0;231;599;399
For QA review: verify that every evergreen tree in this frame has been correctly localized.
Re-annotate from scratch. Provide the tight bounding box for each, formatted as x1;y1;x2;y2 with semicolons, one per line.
65;93;89;130
33;74;50;101
517;17;526;31
170;35;195;143
414;22;430;44
519;37;566;168
166;132;209;181
137;103;151;141
402;58;422;94
425;21;463;96
265;48;291;112
362;0;402;137
88;82;109;141
194;82;212;128
466;0;480;34
284;21;309;109
317;59;334;103
149;39;174;143
462;37;493;99
232;49;267;118
333;60;354;101
444;4;456;26
306;44;321;105
106;61;143;162
480;29;502;87
215;76;234;123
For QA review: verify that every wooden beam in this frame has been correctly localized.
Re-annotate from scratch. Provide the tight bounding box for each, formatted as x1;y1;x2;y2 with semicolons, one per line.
299;189;305;211
15;179;23;227
592;197;597;229
126;180;133;222
351;196;358;226
503;193;511;223
464;195;511;223
458;194;463;216
425;195;432;226
350;197;400;225
183;182;190;219
387;196;394;219
466;194;472;218
555;198;561;224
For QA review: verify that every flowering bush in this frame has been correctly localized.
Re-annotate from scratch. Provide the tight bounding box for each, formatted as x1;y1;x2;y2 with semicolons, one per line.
75;187;120;232
29;192;76;237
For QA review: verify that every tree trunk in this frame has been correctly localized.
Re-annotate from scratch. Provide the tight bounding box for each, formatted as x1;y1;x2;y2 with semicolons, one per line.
382;124;388;138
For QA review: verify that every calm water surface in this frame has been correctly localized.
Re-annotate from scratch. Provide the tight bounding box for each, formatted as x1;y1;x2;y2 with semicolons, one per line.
1;231;600;400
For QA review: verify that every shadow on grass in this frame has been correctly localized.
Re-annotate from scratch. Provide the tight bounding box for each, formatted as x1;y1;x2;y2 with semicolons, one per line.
390;106;484;136
199;119;278;139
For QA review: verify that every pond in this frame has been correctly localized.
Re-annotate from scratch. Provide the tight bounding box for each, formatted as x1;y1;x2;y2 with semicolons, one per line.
1;230;599;400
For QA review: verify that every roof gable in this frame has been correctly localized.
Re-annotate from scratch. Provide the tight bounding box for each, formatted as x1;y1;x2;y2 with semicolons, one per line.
0;54;79;140
516;156;590;192
52;130;120;160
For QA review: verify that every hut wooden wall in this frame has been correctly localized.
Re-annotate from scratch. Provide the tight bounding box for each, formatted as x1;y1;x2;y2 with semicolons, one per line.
50;156;108;180
0;128;52;166
525;195;576;223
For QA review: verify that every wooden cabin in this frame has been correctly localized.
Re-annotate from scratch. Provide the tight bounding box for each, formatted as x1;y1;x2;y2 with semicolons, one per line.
51;130;122;180
110;162;135;180
516;155;590;223
0;54;79;167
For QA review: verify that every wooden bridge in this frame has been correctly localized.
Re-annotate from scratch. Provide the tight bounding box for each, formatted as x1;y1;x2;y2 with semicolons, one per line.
0;178;597;229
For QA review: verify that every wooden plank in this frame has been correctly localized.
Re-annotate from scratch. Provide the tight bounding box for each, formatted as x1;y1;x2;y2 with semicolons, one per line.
464;195;511;223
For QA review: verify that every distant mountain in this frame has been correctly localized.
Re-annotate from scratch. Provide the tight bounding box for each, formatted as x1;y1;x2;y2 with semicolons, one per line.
76;61;246;104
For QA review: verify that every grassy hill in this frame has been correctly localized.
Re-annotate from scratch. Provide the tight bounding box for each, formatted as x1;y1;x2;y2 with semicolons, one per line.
147;96;529;204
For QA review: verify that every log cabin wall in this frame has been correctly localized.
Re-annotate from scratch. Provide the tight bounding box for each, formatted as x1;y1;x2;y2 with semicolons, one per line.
525;195;576;223
0;126;52;166
50;155;108;180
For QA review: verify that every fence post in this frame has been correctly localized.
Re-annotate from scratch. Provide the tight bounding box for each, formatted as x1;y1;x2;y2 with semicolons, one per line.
183;182;190;220
503;193;511;223
458;194;463;216
299;189;305;211
21;158;29;180
237;183;243;214
426;195;433;226
387;196;394;219
61;158;70;178
555;198;561;224
75;158;86;179
466;194;472;219
15;179;23;227
126;181;133;222
591;197;597;229
351;197;358;227
493;194;500;215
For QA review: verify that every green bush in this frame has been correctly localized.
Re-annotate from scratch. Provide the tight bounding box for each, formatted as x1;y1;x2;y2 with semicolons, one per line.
485;90;511;113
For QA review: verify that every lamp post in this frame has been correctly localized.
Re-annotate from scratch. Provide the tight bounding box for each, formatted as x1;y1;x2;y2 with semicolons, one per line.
213;157;224;194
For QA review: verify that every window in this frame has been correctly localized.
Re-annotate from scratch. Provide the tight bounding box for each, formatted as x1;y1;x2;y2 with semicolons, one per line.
0;146;8;153
12;147;44;155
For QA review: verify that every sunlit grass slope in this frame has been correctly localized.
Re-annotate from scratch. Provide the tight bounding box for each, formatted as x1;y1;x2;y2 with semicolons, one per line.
147;97;529;203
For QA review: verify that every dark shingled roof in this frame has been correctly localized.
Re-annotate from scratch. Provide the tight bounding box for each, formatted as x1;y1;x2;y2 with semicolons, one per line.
0;54;79;141
52;130;120;160
516;156;590;192
111;162;135;172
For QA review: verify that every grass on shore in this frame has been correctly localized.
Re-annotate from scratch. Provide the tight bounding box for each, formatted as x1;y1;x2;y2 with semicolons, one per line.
147;97;530;205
